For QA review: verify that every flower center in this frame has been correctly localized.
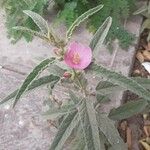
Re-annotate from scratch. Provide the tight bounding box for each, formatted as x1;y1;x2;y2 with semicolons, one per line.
72;52;80;64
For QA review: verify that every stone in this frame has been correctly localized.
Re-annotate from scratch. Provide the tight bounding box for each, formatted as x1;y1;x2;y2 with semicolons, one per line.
0;69;57;150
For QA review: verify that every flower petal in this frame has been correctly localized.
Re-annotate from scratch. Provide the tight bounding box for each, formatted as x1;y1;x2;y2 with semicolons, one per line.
64;42;92;70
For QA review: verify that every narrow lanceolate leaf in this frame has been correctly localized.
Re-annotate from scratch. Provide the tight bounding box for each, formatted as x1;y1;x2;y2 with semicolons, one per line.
13;26;48;40
90;17;112;52
13;58;55;107
85;99;101;150
96;81;122;96
109;99;148;120
0;75;60;105
96;77;150;96
79;100;101;150
96;94;110;103
50;111;80;150
133;77;150;89
43;104;76;119
70;127;85;150
133;5;147;15
69;90;79;104
66;4;103;40
90;63;150;101
97;114;127;150
23;10;48;34
96;80;116;91
28;74;59;90
0;90;18;105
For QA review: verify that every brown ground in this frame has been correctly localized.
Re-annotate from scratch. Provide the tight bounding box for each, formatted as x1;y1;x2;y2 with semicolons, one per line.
118;29;150;150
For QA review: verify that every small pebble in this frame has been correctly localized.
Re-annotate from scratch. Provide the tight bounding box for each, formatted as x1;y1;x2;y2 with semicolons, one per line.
18;120;24;126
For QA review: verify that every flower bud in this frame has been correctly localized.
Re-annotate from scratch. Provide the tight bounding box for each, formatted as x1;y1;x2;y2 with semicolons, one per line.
53;48;62;56
63;72;72;78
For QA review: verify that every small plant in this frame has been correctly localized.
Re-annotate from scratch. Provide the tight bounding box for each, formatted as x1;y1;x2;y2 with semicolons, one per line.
1;5;150;150
55;0;136;49
0;0;49;43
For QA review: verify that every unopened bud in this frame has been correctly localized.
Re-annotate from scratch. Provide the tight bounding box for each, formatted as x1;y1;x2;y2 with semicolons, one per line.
63;72;72;78
53;48;62;56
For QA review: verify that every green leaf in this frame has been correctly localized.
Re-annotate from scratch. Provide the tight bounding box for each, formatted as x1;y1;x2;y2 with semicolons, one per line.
69;90;79;104
48;64;66;77
13;26;48;40
43;104;76;119
95;77;150;96
96;86;122;95
97;114;127;150
109;99;148;120
133;77;150;89
23;10;48;34
95;77;150;97
74;73;88;90
133;5;147;15
96;94;110;103
85;99;101;150
0;74;60;105
49;111;80;150
96;80;115;91
89;63;150;101
0;90;18;105
90;16;112;53
13;58;55;107
70;127;85;150
66;4;103;40
79;100;102;150
96;80;122;96
28;74;59;90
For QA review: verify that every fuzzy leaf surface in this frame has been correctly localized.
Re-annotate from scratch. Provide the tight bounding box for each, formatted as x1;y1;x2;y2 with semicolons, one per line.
97;114;127;150
13;58;55;107
13;26;48;39
79;100;101;150
49;111;79;150
43;104;76;119
109;99;148;120
66;4;103;40
69;90;79;104
0;74;59;105
89;63;150;101
133;5;147;15
23;10;48;34
90;16;112;53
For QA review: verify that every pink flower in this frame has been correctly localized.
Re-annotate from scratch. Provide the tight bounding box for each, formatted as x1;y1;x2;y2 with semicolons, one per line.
64;42;92;70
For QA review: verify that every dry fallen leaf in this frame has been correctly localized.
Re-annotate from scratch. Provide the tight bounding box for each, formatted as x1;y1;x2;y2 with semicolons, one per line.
120;121;127;131
140;140;150;150
146;137;150;145
144;126;150;137
127;127;132;150
136;51;145;63
146;42;150;50
143;50;150;60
